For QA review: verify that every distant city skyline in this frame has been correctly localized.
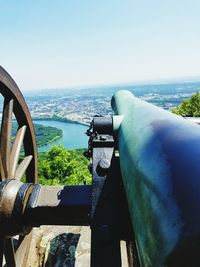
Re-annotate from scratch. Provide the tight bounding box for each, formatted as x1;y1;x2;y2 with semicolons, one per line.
1;1;200;91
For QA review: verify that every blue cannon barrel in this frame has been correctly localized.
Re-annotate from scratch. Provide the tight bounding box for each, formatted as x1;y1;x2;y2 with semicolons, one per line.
112;90;200;267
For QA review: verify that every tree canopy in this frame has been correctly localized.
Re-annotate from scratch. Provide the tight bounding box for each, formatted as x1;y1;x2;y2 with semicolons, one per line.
38;145;91;185
171;92;200;117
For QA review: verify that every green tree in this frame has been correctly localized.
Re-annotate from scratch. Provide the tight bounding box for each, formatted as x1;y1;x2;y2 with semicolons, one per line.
38;145;91;185
171;92;200;117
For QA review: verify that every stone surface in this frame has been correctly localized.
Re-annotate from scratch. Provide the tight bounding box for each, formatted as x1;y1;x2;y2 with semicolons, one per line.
23;226;129;266
24;226;91;267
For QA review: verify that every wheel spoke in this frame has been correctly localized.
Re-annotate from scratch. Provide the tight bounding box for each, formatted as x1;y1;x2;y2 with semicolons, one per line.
4;238;16;267
14;155;33;181
15;232;32;267
0;99;13;178
0;153;5;181
10;126;26;179
0;239;5;267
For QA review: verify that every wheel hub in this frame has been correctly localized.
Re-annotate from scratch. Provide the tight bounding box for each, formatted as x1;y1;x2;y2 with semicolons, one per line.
0;179;34;237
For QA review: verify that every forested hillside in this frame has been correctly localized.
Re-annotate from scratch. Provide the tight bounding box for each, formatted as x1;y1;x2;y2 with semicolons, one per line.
171;92;200;117
12;122;63;147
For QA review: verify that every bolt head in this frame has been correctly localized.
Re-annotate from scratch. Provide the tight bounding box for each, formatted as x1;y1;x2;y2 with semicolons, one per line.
96;159;111;176
98;159;110;170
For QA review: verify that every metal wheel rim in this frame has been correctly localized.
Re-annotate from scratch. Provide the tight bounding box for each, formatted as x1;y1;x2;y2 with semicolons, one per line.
0;66;38;267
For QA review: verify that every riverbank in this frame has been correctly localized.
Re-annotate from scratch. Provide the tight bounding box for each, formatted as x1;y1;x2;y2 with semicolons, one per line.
34;123;63;147
32;119;88;152
33;116;90;126
37;134;62;147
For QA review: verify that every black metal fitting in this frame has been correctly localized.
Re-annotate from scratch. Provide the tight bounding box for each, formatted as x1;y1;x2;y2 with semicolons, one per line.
93;116;113;135
96;159;111;176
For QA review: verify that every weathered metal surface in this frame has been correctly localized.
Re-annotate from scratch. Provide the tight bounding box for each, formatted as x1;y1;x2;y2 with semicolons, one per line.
91;149;121;267
112;90;200;266
0;179;34;237
25;185;91;226
89;116;136;267
93;116;113;134
0;181;91;263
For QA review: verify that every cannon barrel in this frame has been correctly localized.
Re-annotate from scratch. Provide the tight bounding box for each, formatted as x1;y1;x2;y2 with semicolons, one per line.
112;90;200;267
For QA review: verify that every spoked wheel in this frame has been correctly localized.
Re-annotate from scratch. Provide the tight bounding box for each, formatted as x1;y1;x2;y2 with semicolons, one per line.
0;66;37;267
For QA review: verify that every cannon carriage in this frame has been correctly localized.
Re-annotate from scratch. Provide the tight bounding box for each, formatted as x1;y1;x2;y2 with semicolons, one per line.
0;66;200;266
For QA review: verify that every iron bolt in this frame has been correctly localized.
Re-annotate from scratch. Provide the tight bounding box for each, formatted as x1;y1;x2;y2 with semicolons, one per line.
98;158;110;169
96;159;111;176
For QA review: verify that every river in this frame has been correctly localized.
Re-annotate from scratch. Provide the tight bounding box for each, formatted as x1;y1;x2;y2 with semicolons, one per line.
33;119;89;152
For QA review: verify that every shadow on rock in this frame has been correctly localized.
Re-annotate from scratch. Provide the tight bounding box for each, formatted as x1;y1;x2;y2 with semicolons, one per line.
44;233;80;267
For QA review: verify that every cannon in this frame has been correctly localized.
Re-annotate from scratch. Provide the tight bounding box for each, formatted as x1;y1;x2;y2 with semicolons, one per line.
0;66;200;266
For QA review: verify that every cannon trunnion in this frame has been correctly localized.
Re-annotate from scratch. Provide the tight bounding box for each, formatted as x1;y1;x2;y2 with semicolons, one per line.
0;66;200;266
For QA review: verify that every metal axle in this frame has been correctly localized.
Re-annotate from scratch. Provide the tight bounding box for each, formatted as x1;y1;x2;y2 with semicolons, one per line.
0;180;91;237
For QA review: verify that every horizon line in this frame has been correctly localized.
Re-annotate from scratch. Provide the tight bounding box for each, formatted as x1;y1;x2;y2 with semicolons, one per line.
22;75;200;92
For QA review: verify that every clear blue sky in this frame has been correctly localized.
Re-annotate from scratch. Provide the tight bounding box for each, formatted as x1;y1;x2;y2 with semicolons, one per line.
1;0;200;90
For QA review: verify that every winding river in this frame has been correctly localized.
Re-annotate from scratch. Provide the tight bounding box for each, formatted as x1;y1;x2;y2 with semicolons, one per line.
33;119;89;152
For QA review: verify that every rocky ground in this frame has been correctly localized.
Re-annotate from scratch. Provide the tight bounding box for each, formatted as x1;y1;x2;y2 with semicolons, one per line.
24;226;90;267
22;226;128;267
